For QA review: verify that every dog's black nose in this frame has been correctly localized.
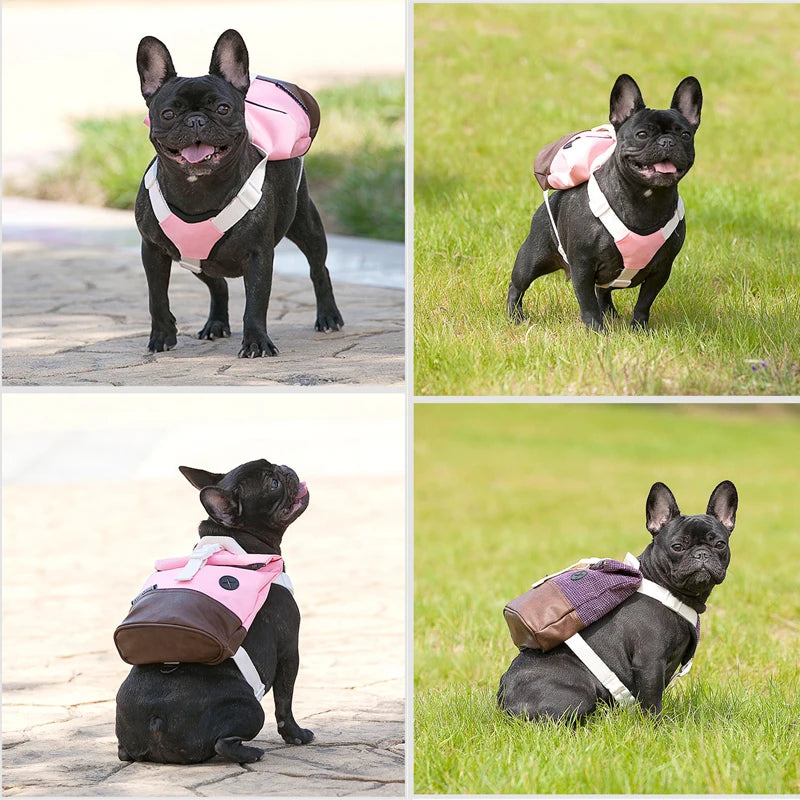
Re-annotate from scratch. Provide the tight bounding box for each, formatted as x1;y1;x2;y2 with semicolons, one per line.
185;114;207;130
657;135;674;150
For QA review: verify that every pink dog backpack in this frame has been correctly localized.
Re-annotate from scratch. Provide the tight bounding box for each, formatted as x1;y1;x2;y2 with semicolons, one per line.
533;124;617;192
114;536;290;667
243;75;319;161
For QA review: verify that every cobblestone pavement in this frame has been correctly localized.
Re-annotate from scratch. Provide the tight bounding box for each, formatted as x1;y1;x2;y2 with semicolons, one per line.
1;200;405;387
1;398;406;795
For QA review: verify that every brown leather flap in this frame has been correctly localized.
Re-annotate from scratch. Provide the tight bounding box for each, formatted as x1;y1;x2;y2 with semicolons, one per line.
279;80;321;141
114;588;246;666
533;131;580;191
503;579;585;651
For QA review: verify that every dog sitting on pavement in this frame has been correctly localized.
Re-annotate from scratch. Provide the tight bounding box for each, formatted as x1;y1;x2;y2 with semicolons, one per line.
115;459;313;763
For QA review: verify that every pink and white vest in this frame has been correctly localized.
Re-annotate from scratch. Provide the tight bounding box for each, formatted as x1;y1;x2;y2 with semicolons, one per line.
540;125;685;288
145;76;314;273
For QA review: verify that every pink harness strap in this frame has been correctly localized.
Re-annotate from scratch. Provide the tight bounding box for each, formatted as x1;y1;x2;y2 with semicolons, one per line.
542;176;684;289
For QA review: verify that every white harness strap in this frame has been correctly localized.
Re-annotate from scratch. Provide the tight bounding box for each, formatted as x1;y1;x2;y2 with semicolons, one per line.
563;552;697;707
232;648;266;700
564;633;637;707
543;190;569;265
232;571;294;700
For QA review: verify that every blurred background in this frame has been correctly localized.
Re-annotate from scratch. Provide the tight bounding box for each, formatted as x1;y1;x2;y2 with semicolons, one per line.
2;0;405;242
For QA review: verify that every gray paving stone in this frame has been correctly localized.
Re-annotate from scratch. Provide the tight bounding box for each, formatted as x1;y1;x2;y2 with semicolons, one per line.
2;239;404;387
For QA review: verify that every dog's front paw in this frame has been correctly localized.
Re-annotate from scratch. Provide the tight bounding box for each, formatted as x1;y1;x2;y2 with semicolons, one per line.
148;330;177;352
580;313;607;334
238;332;279;358
278;722;314;745
315;304;344;332
198;319;231;340
630;315;652;334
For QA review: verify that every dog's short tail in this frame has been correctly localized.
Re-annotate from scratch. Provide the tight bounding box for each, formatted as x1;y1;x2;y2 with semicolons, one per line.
149;716;165;740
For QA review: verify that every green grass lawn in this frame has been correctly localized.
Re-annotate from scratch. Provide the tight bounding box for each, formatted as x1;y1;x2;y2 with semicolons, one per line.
414;403;800;793
414;4;800;395
14;78;404;242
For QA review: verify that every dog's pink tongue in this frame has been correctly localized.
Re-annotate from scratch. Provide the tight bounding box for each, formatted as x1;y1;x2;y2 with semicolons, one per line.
181;143;215;163
653;161;677;174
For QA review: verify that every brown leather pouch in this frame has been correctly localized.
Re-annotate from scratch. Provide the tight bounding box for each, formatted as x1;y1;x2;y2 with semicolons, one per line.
503;579;584;651
114;589;247;666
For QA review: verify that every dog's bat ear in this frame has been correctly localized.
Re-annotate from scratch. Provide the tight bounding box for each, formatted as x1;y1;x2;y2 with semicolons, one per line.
209;29;250;94
645;481;681;535
179;466;225;490
137;36;177;102
707;480;737;533
609;73;645;129
671;76;702;131
199;487;241;528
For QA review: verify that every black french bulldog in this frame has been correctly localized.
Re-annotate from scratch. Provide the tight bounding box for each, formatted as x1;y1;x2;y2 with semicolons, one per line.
115;459;313;763
498;480;737;721
507;74;703;332
135;29;343;357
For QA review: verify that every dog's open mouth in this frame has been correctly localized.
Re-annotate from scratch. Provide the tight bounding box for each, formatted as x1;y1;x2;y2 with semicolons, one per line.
165;143;230;165
281;482;309;521
633;160;685;181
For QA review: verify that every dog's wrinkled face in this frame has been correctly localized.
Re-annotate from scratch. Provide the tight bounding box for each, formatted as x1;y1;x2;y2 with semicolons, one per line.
653;514;731;595
179;459;310;534
136;30;251;177
609;74;703;189
645;480;736;599
146;76;248;172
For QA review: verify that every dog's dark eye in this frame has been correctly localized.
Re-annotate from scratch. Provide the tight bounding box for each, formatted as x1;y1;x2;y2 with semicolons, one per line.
714;541;726;550
270;478;279;490
635;130;648;140
671;543;683;552
161;110;175;121
217;104;230;115
681;131;692;140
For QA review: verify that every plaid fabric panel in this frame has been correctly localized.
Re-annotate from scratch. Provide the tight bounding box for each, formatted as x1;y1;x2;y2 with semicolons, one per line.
552;559;642;627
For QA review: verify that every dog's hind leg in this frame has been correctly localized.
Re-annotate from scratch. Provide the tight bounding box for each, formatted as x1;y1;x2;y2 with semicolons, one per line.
286;173;344;332
214;736;264;763
507;234;563;323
